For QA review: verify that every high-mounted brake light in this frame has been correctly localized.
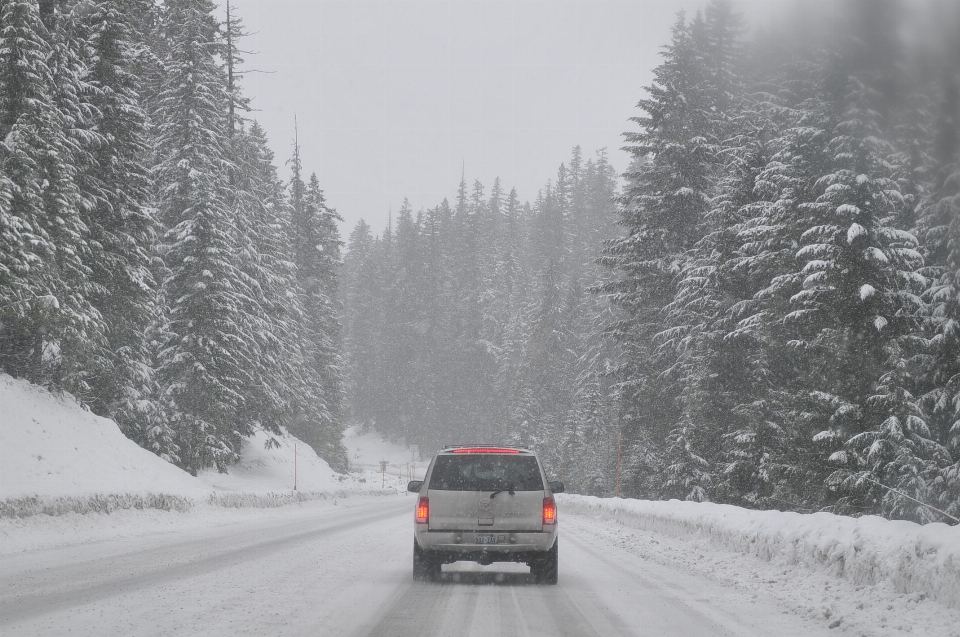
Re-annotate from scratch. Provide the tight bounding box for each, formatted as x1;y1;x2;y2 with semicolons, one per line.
543;497;557;525
416;497;429;524
452;447;520;454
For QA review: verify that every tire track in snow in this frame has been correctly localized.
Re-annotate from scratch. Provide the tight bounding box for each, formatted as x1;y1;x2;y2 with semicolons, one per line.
356;580;450;637
0;500;408;627
561;514;833;637
355;550;607;637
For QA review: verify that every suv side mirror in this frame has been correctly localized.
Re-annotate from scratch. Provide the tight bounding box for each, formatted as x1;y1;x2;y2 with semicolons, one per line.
548;481;565;494
407;480;423;493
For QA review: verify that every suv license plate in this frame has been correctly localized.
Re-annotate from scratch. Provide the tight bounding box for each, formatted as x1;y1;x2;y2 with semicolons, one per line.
475;534;498;545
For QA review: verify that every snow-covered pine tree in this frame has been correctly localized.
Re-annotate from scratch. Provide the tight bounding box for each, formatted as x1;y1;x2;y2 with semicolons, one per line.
0;0;104;394
414;200;454;450
218;0;349;471
555;149;620;494
654;1;747;503
478;178;516;434
787;59;927;516
477;178;509;431
914;70;960;522
726;60;837;509
222;0;251;138
703;0;744;129
508;265;571;458
820;2;957;522
44;0;126;399
227;120;299;444
489;187;527;441
69;0;160;447
367;217;399;438
565;360;618;496
303;175;348;468
308;172;348;448
342;218;378;430
125;0;165;139
702;138;788;508
598;10;715;498
583;150;619;267
440;178;495;442
285;133;347;469
152;0;255;473
385;200;427;440
0;0;63;381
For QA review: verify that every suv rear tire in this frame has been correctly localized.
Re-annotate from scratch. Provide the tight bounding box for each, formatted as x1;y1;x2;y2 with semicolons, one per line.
531;540;558;585
413;540;440;581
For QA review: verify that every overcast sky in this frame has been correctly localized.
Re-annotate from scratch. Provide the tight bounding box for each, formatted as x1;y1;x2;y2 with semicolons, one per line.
227;0;787;236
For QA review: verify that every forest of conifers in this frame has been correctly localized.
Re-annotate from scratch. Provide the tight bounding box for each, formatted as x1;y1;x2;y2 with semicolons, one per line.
341;1;960;523
1;0;958;524
0;0;347;473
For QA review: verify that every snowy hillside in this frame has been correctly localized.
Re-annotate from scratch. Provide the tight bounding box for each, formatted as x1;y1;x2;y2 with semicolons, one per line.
197;429;338;494
344;425;425;478
0;374;408;517
0;375;205;502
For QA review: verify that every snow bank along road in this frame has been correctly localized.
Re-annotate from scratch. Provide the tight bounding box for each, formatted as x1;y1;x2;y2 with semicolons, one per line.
0;496;852;637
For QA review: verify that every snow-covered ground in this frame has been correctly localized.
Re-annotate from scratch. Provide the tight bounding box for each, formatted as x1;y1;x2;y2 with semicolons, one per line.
0;373;416;520
4;495;957;637
344;425;416;465
2;375;958;635
0;375;207;502
561;495;960;636
0;373;419;555
0;496;832;637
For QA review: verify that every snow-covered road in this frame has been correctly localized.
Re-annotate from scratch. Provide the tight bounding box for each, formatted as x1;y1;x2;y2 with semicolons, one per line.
0;495;839;637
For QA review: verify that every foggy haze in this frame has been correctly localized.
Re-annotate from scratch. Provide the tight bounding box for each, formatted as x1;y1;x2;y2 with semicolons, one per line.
227;0;793;234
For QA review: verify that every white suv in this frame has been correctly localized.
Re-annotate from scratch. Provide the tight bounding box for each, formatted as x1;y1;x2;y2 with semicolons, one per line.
407;445;564;584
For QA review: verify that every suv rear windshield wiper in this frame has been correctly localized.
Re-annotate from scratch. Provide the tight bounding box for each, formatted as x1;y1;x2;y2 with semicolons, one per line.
489;484;515;498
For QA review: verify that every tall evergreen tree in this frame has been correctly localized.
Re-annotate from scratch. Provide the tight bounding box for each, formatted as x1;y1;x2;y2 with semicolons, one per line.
300;173;347;469
785;56;928;517
152;0;254;473
599;10;715;499
0;0;103;395
285;129;347;469
227;121;298;442
343;218;377;429
914;72;960;522
72;0;159;445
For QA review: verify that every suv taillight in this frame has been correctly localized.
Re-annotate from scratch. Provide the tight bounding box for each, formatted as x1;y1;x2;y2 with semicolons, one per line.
543;496;557;525
416;497;429;524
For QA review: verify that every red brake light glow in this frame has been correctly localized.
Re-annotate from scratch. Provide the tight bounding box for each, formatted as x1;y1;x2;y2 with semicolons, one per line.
452;447;520;454
543;497;557;525
416;497;429;524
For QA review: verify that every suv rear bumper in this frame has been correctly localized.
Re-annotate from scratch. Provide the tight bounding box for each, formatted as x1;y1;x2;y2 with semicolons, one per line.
415;527;557;555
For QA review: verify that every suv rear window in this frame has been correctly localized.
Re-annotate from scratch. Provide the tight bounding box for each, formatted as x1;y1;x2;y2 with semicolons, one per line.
428;454;544;491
